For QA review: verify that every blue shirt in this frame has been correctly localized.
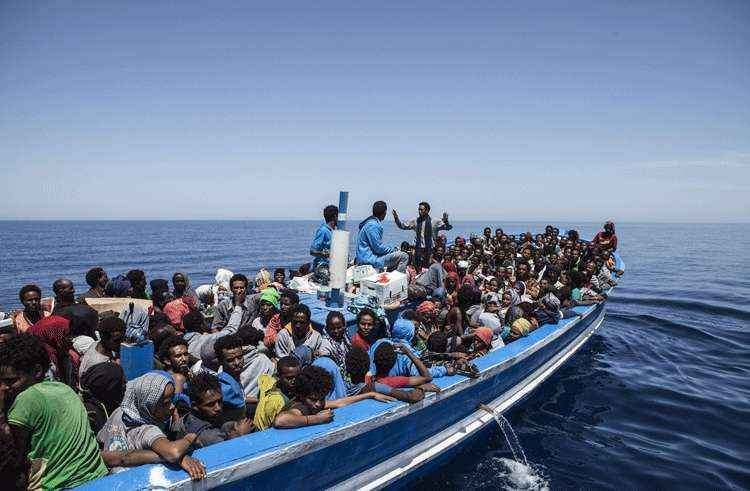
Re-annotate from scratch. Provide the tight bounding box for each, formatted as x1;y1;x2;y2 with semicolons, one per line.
355;217;395;269
310;222;333;269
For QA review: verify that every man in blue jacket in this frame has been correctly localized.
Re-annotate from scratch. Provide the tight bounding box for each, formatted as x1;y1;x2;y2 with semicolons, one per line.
356;201;409;273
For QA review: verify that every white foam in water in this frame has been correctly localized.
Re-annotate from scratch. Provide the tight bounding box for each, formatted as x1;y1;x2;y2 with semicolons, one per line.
495;457;550;491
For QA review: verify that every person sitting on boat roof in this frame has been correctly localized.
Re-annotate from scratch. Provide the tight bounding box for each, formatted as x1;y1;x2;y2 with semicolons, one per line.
264;290;299;354
372;342;440;393
309;204;338;284
0;334;109;489
51;277;77;315
392;201;452;271
78;267;108;302
172;371;253;449
409;247;448;302
274;304;323;359
253;355;301;431
318;311;351;372
356;200;409;273
97;371;206;480
212;273;261;332
11;284;50;333
593;221;618;252
344;347;425;403
79;316;125;378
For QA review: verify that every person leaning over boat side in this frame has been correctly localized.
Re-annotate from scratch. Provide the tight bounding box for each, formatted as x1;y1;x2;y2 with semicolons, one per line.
171;371;253;449
392;201;452;271
78;267;109;302
97;372;206;480
79;316;125;378
344;347;424;403
0;334;109;489
356;200;409;273
274;304;323;359
212;273;260;331
309;204;338;284
11;284;50;333
51;277;77;315
371;342;440;393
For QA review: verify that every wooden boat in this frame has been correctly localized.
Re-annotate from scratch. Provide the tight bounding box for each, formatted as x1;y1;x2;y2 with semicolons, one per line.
79;253;624;490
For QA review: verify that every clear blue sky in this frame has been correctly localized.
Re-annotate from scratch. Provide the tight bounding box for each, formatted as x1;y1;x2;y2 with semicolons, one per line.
1;1;748;222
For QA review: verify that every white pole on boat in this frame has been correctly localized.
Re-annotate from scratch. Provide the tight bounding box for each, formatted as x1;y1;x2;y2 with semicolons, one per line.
328;191;349;307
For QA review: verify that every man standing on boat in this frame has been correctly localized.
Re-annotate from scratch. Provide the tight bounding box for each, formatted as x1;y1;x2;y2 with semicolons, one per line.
309;204;338;284
356;201;409;273
392;202;452;271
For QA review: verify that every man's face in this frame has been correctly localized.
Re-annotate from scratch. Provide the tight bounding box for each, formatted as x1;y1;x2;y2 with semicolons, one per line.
540;278;550;293
280;297;295;315
173;275;187;291
55;280;75;301
278;365;300;394
484;229;491;239
326;315;346;340
291;312;309;338
221;346;245;378
517;263;528;276
167;344;190;374
302;393;326;414
0;365;38;409
259;300;275;317
98;273;109;288
193;389;223;424
102;324;125;352
274;271;285;284
358;314;375;337
230;280;246;298
21;290;42;313
502;293;512;307
418;204;428;218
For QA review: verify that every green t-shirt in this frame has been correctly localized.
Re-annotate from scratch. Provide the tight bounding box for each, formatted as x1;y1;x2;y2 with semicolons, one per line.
8;381;108;490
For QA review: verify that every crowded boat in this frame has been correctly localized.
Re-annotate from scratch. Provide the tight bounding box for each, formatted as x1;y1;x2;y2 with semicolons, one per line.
0;200;622;489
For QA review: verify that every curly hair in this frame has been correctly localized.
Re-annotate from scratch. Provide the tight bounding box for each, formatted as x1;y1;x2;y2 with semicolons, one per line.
295;365;333;400
213;334;244;364
356;307;377;324
85;268;106;288
345;347;370;380
237;325;264;347
229;273;248;287
291;303;311;321
426;331;448;353
158;335;188;362
373;342;397;377
18;284;41;303
187;371;221;404
0;333;50;376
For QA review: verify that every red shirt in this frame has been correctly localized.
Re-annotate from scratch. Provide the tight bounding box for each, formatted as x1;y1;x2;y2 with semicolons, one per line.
372;375;411;388
351;332;371;352
593;232;618;251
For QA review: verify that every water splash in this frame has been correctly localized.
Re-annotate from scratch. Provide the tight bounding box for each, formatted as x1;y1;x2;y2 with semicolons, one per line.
490;410;528;466
494;457;549;491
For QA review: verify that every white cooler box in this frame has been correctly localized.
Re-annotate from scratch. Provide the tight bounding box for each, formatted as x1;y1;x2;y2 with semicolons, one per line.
359;271;408;305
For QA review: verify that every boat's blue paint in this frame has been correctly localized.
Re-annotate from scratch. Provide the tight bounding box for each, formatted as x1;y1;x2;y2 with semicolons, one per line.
80;254;622;490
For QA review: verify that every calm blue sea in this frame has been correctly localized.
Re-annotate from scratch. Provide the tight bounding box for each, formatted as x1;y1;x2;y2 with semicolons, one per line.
1;220;748;490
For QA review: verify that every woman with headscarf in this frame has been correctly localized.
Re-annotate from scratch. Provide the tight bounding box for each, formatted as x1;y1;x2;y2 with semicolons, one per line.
80;362;127;434
119;301;149;342
172;272;200;306
97;372;206;478
252;288;280;333
28;315;79;388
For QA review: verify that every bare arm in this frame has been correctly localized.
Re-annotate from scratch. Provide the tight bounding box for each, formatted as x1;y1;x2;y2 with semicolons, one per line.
273;408;334;429
325;392;395;409
151;434;198;464
395;343;432;381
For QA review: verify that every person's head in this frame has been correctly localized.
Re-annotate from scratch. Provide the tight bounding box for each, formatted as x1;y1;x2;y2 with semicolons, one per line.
98;316;126;353
0;324;16;346
280;290;300;320
344;347;370;383
521;248;532;260
273;268;286;285
80;361;126;413
418;201;431;218
126;373;175;428
237;325;264;348
603;221;614;234
373;342;397;377
539;277;551;294
18;284;42;313
60;303;99;338
445;272;458;292
258;288;280;319
356;308;377;338
484;293;500;313
149;322;178;353
488;278;500;293
0;334;50;408
229;273;248;299
182;310;207;334
214;334;245;379
516;262;529;279
325;311;346;341
188;371;223;424
290;304;311;338
294;365;333;413
474;327;493;350
158;336;190;374
416;301;436;324
276;356;301;395
52;278;75;302
172;272;187;293
426;331;448;353
372;200;388;220
126;270;147;293
483;227;492;239
323;204;339;226
85;267;108;289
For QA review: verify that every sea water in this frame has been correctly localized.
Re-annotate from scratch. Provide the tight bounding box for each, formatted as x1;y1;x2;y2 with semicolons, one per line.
1;221;749;490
